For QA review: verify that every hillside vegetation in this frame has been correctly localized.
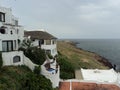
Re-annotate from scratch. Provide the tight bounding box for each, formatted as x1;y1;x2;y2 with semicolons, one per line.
58;41;110;69
57;54;75;79
0;65;53;90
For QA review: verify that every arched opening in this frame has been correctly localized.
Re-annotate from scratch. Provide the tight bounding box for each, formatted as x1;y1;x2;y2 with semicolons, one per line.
0;28;5;34
13;56;21;63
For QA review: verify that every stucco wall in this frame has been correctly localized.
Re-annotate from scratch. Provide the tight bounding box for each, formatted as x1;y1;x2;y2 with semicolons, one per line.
0;6;12;24
0;6;24;52
2;51;24;66
32;40;39;46
32;39;58;57
2;51;38;71
0;6;18;24
41;61;60;88
41;44;57;57
117;73;120;86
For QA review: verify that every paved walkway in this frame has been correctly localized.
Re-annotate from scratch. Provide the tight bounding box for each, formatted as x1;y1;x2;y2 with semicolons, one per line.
75;69;83;80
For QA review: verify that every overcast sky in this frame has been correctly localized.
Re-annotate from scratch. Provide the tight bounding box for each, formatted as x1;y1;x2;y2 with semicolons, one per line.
1;0;120;39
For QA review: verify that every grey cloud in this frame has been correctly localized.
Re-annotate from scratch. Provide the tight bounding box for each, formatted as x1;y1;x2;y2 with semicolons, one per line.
1;0;120;38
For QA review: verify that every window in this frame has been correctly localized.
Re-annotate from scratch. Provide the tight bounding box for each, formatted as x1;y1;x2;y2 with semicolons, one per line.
16;29;19;34
52;49;54;54
0;28;5;34
52;40;56;44
46;50;51;55
46;40;51;45
10;30;13;34
13;56;21;63
8;41;12;51
14;40;16;50
39;39;44;46
2;41;13;52
40;39;44;44
15;20;18;26
0;12;5;22
2;41;7;52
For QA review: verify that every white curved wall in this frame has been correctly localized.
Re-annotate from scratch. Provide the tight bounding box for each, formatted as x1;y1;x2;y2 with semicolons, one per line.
41;65;60;88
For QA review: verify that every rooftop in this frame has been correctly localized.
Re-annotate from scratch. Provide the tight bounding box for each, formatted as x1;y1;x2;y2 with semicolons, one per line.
81;68;118;83
24;31;57;40
59;81;120;90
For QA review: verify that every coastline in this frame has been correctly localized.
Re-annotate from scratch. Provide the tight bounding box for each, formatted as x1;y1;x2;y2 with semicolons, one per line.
58;40;113;69
70;41;113;68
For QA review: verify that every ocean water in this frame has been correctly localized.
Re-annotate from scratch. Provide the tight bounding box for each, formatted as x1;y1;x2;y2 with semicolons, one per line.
71;39;120;71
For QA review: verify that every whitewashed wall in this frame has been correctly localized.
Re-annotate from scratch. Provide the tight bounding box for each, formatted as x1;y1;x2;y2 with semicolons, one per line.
41;65;60;88
17;26;24;41
0;6;11;24
2;51;23;66
117;73;120;86
0;6;18;24
41;44;57;57
0;6;24;51
32;40;39;46
32;39;58;57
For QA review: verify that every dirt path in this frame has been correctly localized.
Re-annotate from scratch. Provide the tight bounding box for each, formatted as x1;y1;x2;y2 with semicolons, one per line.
75;70;83;80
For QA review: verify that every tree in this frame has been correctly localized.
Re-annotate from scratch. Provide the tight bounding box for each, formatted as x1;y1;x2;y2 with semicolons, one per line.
21;39;33;49
19;39;46;65
24;47;46;65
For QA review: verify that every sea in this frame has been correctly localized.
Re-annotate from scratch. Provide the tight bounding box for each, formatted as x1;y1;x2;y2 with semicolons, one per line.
68;39;120;71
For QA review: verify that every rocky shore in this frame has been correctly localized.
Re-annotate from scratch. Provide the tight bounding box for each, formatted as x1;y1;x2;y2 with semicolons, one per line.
71;41;113;68
94;54;113;68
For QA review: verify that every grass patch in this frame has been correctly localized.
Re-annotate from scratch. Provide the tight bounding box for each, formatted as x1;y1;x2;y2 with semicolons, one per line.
0;65;53;90
58;41;109;69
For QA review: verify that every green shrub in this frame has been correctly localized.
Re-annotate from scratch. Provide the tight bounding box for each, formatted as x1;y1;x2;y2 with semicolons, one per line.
0;52;3;69
47;53;53;59
0;66;53;90
23;47;46;65
57;54;75;79
20;73;53;90
33;66;41;75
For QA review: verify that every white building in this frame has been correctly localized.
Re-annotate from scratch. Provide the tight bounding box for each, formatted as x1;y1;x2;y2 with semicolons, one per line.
25;30;60;88
81;68;118;83
0;6;60;88
24;31;58;57
0;6;24;65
